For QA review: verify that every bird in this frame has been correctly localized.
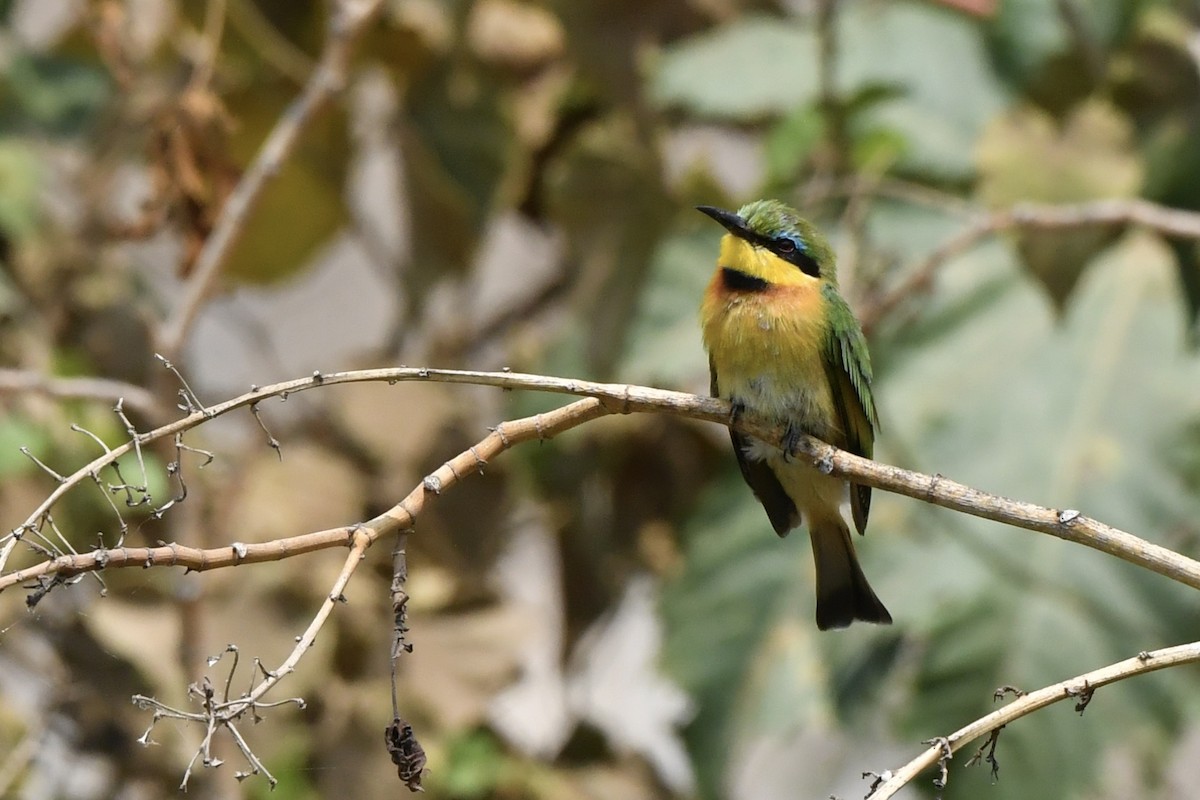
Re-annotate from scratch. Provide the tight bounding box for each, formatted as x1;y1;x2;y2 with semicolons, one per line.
697;199;891;630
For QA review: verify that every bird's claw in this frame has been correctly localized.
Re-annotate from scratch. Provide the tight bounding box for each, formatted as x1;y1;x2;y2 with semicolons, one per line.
781;423;802;458
728;399;746;428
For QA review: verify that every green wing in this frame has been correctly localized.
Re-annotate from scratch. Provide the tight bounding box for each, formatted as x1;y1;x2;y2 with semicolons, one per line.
821;285;879;536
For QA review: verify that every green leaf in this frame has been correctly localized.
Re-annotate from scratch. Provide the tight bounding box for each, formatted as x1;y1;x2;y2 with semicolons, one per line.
764;105;825;187
837;2;1008;179
618;227;713;388
435;729;512;799
0;138;41;240
987;0;1140;111
977;100;1142;307
652;2;1006;179
0;415;50;478
661;472;833;799
877;228;1200;799
651;17;818;120
402;62;514;292
222;84;351;284
0;53;110;135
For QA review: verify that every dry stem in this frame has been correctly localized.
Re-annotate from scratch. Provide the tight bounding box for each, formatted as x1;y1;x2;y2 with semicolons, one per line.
6;367;1200;794
4;368;1199;594
865;641;1200;799
155;0;384;359
862;198;1200;329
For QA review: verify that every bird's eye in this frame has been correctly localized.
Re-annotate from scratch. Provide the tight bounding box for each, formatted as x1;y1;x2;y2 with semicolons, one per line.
776;238;796;254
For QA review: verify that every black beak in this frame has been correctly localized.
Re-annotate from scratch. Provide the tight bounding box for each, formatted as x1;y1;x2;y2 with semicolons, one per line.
696;205;754;242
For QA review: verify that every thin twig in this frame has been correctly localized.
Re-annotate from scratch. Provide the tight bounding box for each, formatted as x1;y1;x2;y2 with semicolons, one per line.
187;0;228;91
802;176;979;219
112;399;151;506
3;396;610;591
227;0;314;84
20;448;65;483
155;354;207;415
156;0;384;359
122;400;606;787
862;198;1200;329
865;641;1200;799
0;369;160;418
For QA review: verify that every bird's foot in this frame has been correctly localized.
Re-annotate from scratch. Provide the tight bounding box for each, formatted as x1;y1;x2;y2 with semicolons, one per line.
780;423;803;459
728;398;746;429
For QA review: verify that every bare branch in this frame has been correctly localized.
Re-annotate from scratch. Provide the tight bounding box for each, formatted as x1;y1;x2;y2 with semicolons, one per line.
112;399;151;506
227;0;315;84
249;402;281;459
862;198;1200;329
187;0;228;91
2;396;610;591
0;369;161;417
20;448;65;483
8;363;1200;793
154;354;207;415
866;641;1200;799
3;368;1199;597
155;0;385;360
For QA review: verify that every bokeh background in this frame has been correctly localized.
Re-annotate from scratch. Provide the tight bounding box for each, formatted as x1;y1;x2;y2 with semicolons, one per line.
2;0;1200;798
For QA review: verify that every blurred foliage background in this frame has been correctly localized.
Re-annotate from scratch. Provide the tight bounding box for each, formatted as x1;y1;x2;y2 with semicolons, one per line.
2;0;1200;798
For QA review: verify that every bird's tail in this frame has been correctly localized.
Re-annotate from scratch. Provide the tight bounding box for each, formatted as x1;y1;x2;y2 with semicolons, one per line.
808;515;891;631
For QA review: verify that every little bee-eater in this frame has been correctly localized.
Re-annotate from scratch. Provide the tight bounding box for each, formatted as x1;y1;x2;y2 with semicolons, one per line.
698;200;891;630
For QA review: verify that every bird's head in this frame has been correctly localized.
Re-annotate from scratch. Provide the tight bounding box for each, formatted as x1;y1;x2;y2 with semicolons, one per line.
697;200;837;289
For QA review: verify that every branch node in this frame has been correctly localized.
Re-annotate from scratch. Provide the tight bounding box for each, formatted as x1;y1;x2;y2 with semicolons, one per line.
992;684;1025;702
927;473;943;501
922;737;952;796
155;353;208;415
489;424;511;447
862;770;892;793
396;501;418;530
964;727;1003;783
1065;679;1095;714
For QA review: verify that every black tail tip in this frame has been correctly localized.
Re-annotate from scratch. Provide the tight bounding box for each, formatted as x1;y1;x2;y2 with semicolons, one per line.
815;594;893;631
